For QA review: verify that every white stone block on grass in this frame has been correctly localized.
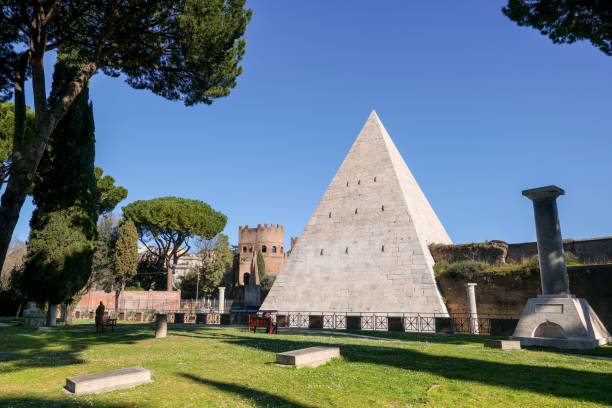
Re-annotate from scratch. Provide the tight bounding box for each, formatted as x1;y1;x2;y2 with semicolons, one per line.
276;347;340;368
65;366;152;395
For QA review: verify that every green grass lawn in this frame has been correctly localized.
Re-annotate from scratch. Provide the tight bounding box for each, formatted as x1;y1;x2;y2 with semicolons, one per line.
1;320;611;407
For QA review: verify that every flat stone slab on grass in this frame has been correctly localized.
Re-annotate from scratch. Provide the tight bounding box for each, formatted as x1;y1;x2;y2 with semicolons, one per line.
65;366;152;395
484;339;521;351
276;347;340;368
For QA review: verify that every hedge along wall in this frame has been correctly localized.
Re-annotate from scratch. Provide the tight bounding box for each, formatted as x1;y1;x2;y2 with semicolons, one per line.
431;236;612;265
436;264;612;331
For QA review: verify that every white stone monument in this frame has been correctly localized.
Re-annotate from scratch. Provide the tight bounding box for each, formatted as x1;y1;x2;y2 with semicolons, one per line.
261;111;451;314
23;302;46;329
511;186;611;349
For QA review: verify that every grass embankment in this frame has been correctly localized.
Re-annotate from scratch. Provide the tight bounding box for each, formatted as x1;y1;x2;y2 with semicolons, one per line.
1;319;611;407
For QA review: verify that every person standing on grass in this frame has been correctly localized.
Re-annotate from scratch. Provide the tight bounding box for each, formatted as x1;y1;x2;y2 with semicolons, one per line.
95;301;105;332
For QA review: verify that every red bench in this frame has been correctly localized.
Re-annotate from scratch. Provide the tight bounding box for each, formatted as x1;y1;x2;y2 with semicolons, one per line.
248;315;277;334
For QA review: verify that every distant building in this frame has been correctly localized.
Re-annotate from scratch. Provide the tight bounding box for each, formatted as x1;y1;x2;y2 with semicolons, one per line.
235;224;294;286
172;253;203;284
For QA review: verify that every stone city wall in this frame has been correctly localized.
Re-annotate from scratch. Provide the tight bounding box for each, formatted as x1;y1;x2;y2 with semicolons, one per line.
77;290;181;311
431;236;612;265
436;264;612;330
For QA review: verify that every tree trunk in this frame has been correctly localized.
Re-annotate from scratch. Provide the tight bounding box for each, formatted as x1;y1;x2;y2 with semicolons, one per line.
167;264;173;291
47;304;58;326
15;302;22;318
65;303;73;325
0;61;98;271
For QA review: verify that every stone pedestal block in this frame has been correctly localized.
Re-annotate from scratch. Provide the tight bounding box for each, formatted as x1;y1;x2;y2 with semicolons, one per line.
65;367;151;395
484;340;521;350
23;303;45;329
276;347;340;368
511;296;611;349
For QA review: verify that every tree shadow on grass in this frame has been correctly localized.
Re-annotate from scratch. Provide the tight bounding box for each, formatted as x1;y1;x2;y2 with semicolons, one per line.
0;323;154;372
202;330;612;406
179;373;315;408
0;396;135;408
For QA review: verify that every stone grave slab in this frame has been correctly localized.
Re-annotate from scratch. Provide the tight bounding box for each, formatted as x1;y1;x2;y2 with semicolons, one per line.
276;347;340;368
484;339;521;351
65;366;152;395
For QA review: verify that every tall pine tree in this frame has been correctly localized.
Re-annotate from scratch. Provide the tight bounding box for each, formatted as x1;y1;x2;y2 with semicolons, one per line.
23;50;98;325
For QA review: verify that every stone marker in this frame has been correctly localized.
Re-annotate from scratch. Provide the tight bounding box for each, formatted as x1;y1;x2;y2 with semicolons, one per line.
155;313;167;338
218;287;226;313
484;339;521;351
23;302;45;329
276;347;340;368
65;366;151;395
511;186;611;349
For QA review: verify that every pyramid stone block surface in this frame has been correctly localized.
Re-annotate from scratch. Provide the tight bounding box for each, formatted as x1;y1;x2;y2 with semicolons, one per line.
261;111;451;314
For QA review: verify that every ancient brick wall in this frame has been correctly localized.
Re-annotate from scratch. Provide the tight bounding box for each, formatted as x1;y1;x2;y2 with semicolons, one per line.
437;264;612;329
77;290;181;311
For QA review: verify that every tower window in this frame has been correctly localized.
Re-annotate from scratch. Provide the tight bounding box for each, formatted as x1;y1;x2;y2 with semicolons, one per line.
242;246;247;253
345;247;349;254
281;246;284;253
382;245;385;252
244;273;250;285
355;208;358;214
320;249;324;255
272;246;277;253
381;205;384;211
374;176;377;182
249;247;253;252
346;181;349;187
358;179;360;185
262;245;267;253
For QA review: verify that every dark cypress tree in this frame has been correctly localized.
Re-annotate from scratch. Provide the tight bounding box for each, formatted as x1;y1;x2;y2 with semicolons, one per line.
23;50;98;317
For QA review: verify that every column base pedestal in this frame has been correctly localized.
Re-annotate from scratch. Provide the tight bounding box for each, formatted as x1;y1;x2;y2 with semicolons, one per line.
510;296;611;350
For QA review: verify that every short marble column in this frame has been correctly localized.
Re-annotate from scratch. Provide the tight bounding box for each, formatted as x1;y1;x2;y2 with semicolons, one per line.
522;185;569;295
218;287;226;313
466;283;479;334
155;314;167;338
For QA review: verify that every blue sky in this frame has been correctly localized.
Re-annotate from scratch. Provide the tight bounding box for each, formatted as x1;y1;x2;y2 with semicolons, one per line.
11;1;612;249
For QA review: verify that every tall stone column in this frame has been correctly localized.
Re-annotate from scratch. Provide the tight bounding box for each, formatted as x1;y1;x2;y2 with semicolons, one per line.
218;287;226;313
512;185;611;349
466;283;478;334
522;186;569;295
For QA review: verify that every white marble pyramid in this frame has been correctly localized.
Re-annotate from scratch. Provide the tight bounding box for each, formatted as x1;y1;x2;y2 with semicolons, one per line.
261;111;451;313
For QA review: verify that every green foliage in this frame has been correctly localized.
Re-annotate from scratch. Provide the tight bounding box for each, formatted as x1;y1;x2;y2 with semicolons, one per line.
132;253;166;291
180;234;233;298
90;215;120;292
565;251;580;266
114;219;139;290
260;274;275;299
0;102;35;184
123;197;227;290
123;197;227;243
434;257;541;280
22;209;95;304
23;51;98;305
95;168;128;216
256;251;266;281
503;0;611;55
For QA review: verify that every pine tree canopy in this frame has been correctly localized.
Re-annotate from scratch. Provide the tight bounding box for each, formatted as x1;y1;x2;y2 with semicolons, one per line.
503;0;611;55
